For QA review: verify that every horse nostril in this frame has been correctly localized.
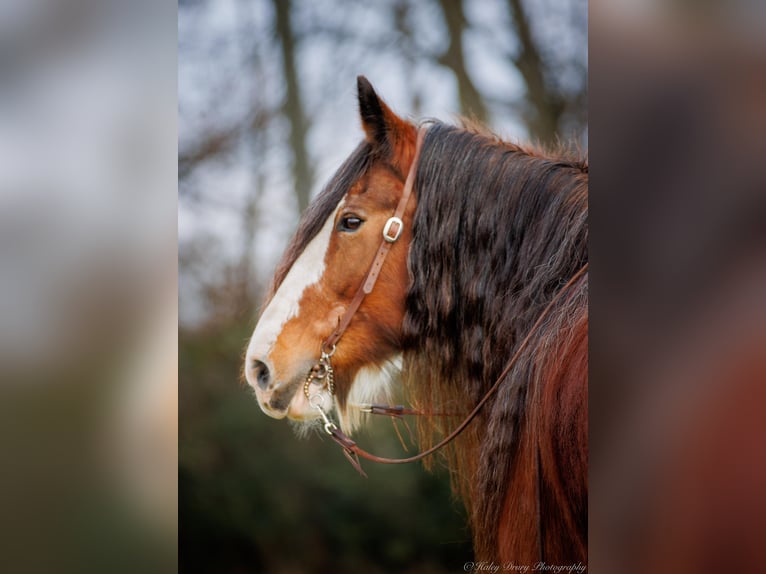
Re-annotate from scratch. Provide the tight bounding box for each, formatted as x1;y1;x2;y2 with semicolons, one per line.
250;360;271;390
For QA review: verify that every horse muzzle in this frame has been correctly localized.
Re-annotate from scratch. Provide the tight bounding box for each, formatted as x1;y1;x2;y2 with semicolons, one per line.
246;355;327;421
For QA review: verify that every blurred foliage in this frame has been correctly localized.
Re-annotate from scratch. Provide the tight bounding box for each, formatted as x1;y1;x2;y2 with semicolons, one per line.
180;319;473;573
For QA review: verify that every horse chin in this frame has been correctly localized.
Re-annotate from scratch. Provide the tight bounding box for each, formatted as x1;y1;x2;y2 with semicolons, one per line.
286;387;331;421
258;394;324;422
257;401;289;420
285;389;342;439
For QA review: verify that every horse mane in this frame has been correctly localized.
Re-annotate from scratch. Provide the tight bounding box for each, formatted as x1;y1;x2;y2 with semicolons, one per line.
401;121;588;559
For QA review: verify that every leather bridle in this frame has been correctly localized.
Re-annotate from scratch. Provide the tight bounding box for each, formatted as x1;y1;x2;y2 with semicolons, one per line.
322;127;428;356
301;125;588;481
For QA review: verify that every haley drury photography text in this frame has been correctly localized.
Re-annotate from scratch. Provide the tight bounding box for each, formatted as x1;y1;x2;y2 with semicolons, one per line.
464;561;587;574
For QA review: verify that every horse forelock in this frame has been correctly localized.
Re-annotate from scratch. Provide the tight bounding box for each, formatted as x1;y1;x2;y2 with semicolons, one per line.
263;142;373;306
401;122;588;560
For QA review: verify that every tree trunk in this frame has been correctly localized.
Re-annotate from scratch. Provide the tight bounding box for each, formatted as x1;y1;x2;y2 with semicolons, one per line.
436;0;489;123
507;0;564;144
273;0;313;213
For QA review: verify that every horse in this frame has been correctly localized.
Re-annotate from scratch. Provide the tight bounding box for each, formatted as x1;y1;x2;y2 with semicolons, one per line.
245;76;588;565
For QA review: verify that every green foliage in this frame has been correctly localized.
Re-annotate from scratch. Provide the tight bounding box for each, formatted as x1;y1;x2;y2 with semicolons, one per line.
180;320;473;573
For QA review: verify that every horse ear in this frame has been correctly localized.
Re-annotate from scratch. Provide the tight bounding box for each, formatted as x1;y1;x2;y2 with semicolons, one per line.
357;76;385;144
357;76;406;154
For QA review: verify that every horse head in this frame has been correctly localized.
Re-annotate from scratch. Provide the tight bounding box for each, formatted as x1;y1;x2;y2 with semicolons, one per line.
245;77;417;432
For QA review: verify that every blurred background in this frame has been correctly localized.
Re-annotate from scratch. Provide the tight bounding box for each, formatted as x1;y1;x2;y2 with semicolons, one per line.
1;0;761;572
0;0;176;572
590;2;766;573
178;1;585;573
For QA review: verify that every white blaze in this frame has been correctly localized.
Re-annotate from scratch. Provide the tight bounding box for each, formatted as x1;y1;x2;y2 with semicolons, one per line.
247;197;404;434
247;201;343;367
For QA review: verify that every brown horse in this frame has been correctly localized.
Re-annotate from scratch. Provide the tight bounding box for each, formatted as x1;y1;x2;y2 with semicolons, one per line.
245;76;588;565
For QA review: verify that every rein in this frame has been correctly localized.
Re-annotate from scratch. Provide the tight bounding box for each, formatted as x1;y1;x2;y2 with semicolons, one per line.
321;263;587;476
301;125;587;478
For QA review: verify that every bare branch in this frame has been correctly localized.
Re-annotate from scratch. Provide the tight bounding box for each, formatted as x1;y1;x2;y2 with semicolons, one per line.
178;109;274;182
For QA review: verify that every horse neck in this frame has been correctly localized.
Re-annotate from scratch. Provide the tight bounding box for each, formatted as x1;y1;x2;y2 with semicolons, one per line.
403;125;587;397
401;126;587;555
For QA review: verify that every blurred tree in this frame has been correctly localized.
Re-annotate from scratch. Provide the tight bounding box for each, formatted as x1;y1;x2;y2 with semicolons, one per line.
504;0;587;144
506;0;565;142
273;0;313;213
435;0;489;123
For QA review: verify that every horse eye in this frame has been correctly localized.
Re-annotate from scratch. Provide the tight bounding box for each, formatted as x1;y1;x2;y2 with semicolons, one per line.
337;215;364;232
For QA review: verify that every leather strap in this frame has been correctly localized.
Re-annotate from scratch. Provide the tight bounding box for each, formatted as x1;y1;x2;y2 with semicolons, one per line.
357;404;458;417
322;127;428;352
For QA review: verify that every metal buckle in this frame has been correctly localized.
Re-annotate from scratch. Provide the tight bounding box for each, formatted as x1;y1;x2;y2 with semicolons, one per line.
382;217;403;243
